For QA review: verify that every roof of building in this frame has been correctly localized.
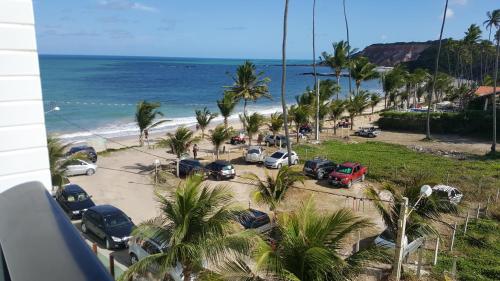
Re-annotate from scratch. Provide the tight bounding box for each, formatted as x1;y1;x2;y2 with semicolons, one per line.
475;86;500;97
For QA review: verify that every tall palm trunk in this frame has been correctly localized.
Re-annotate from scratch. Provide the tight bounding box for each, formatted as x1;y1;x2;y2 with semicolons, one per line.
336;74;340;100
492;33;499;153
224;117;228;129
343;0;353;99
426;0;449;140
312;0;320;141
281;0;293;166
243;99;248;130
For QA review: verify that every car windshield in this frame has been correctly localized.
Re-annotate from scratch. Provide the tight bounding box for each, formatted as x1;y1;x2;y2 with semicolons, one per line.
336;166;353;174
66;192;89;202
270;152;284;158
222;165;233;171
104;213;131;228
248;149;260;154
380;229;395;241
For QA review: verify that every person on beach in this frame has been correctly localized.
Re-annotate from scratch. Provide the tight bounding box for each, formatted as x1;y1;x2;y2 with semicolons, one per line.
193;144;199;159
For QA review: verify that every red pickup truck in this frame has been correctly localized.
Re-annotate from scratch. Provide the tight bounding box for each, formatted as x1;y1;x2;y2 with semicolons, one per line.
328;162;367;188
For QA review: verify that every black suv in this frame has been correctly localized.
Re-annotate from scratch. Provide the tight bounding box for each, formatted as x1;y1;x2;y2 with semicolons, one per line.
67;145;98;163
81;205;135;249
303;158;337;180
55;184;95;219
205;160;235;180
178;159;204;176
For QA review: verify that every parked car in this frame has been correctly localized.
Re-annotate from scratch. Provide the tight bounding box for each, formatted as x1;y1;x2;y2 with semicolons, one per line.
81;205;135;249
67;145;97;163
178;158;204;176
264;150;299;169
205;160;235;180
64;159;98;176
264;134;289;147
299;124;312;135
432;185;463;205
336;119;350;128
230;132;246;145
374;229;408;249
55;184;95;219
303;158;337;180
237;209;271;229
328;162;367;188
245;146;266;163
354;127;380;138
129;235;168;264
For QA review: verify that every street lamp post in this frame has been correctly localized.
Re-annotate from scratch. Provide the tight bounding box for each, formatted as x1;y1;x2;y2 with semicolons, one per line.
391;185;433;281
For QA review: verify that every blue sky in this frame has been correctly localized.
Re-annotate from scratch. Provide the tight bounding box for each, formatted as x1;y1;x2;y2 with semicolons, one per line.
34;0;498;59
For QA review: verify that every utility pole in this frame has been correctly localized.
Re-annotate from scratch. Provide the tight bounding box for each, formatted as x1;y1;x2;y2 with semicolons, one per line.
392;197;409;281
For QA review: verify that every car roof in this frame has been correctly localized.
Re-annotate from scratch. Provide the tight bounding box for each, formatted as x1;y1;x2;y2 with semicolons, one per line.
433;185;459;192
248;146;262;150
62;184;85;193
340;162;358;167
212;160;230;165
248;209;267;217
307;158;331;164
88;205;123;215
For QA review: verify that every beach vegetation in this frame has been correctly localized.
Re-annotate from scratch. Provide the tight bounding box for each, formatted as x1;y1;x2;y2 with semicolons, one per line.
119;175;253;281
47;136;72;188
195;107;218;139
329;99;346;135
350;56;379;95
217;91;238;129
225;61;271;127
288;104;309;143
321;40;350;99
345;90;370;129
135;101;166;146
268;111;284;137
369;92;381;115
239;112;264;146
158;126;200;158
210;125;233;159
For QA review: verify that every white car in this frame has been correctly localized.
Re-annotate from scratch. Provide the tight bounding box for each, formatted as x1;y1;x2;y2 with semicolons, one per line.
64;159;97;176
432;185;463;205
374;229;408;249
129;236;194;280
264;150;299;169
264;135;289;147
245;146;266;163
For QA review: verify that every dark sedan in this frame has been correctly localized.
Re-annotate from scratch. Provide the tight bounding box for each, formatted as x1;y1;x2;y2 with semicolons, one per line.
55;184;95;219
178;158;204;177
67;145;98;163
237;209;271;229
205;160;235;180
81;205;135;249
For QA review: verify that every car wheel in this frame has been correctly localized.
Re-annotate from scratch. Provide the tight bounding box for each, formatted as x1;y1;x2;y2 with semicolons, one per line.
347;181;352;188
105;238;113;250
216;174;222;181
86;169;95;176
369;133;374;138
317;171;324;180
293;159;298;165
361;174;366;182
277;163;282;169
130;254;139;265
81;222;88;233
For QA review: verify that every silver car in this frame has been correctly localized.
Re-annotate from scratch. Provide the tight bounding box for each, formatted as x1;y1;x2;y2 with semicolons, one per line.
264;150;299;169
64;159;97;176
245;146;266;163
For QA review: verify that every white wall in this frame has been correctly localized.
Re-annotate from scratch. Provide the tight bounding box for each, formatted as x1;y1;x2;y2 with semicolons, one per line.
0;0;51;192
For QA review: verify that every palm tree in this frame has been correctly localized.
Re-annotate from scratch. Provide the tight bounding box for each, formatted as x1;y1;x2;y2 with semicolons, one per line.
382;67;405;109
484;9;499;153
346;91;370;129
210;125;233;159
135;101;166;146
244;166;304;218
330;99;346;135
289;105;309;142
370;93;381;115
365;183;458;241
426;0;449;140
120;175;252;281
343;0;353;98
158;126;200;158
322;41;349;100
252;198;387;281
225;61;271;125
281;0;293;166
240;112;264;146
350;57;379;95
47;136;72;189
217;92;238;129
195;107;218;139
463;24;482;82
268;112;284;137
311;0;320;141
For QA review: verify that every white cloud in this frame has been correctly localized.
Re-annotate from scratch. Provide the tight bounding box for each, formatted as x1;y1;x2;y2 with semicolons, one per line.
445;8;454;19
99;0;157;12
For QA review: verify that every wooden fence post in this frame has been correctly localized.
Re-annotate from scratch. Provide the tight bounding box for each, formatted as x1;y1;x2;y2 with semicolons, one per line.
176;159;180;178
496;188;499;202
451;256;457;279
92;243;97;255
109;254;115;279
476;204;481;219
450;222;457;252
433;237;439;266
355;230;360;252
463;212;470;236
485;196;491;214
416;239;425;279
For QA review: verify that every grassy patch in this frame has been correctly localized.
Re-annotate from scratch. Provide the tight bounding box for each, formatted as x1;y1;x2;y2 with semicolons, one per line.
294;140;499;201
97;145;139;156
431;219;500;281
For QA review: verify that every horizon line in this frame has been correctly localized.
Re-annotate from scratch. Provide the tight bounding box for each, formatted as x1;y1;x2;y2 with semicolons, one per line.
38;53;313;61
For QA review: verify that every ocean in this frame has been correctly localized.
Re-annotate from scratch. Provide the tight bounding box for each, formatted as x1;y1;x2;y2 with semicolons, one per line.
40;55;382;141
